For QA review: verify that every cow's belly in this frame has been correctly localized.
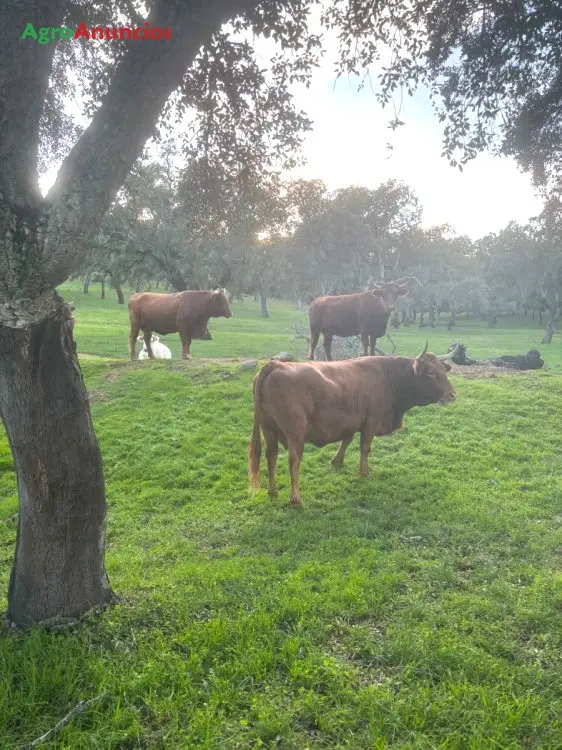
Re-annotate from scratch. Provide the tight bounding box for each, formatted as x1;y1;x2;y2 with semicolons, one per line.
322;324;359;338
305;415;360;447
141;313;177;335
149;324;176;335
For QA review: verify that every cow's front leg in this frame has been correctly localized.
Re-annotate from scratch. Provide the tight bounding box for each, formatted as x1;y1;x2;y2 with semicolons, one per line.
264;428;279;497
359;429;375;478
179;330;192;360
331;435;354;469
360;332;369;356
323;334;333;361
287;439;304;506
370;336;377;356
143;330;155;359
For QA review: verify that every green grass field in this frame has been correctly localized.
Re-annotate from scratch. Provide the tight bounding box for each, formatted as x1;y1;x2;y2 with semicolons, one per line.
0;282;561;748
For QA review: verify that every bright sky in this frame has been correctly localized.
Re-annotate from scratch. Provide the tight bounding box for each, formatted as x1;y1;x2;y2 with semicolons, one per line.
39;12;543;241
276;19;542;240
288;75;542;239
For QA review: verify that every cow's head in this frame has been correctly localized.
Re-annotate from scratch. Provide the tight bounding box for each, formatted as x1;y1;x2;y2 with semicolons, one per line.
372;281;409;312
411;341;458;405
211;288;233;318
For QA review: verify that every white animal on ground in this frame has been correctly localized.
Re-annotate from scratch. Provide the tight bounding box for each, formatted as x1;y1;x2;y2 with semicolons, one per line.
137;334;172;360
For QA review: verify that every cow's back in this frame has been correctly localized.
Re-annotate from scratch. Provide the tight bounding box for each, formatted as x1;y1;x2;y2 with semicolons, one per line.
259;359;393;447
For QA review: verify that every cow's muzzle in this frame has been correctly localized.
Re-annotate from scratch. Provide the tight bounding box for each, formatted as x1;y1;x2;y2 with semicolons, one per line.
440;390;456;404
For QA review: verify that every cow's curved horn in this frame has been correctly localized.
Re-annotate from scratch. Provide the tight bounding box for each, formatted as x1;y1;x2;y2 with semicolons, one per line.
436;342;460;361
416;340;429;360
393;275;424;287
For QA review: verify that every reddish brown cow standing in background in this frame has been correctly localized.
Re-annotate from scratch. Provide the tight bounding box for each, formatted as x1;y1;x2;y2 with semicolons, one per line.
249;342;458;506
307;281;410;361
128;288;232;360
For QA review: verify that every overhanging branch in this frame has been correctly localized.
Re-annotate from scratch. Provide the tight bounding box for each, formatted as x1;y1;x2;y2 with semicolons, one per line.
32;0;260;296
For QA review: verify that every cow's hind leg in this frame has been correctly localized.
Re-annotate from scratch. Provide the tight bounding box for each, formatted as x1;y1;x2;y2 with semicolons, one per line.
331;435;354;469
307;330;320;360
287;439;304;506
323;334;334;361
264;428;279;497
143;329;155;359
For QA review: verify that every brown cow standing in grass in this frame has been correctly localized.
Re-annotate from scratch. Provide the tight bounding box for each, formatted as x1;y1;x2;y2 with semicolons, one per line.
248;342;458;506
307;281;410;361
128;288;232;360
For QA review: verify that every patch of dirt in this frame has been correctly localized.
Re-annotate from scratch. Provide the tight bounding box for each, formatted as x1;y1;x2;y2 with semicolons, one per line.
88;388;108;403
449;363;545;379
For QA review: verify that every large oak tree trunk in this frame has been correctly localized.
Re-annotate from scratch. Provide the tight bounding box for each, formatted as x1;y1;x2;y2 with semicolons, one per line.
0;0;262;626
0;313;113;624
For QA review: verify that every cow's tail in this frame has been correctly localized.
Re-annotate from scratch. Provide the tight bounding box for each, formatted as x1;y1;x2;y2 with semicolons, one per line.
248;361;281;490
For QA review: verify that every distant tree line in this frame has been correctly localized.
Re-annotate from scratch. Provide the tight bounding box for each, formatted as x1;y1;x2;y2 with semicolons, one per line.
78;156;561;343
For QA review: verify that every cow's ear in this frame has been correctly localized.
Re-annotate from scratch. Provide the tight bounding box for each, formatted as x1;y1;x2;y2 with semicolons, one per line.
372;289;383;298
398;285;409;297
443;362;452;372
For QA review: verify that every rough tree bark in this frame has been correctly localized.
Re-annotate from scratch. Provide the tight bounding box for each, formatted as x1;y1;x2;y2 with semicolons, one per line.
100;280;105;299
0;311;113;624
0;0;260;626
83;276;90;294
260;292;269;318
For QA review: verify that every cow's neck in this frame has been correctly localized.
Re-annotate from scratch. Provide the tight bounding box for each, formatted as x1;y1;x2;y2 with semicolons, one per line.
388;359;425;416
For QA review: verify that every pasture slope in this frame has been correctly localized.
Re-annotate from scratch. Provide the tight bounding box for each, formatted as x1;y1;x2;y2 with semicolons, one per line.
0;283;561;749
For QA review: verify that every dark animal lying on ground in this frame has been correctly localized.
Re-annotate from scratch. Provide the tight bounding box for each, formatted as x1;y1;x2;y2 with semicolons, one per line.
486;349;544;370
448;342;544;370
248;342;459;506
447;341;478;366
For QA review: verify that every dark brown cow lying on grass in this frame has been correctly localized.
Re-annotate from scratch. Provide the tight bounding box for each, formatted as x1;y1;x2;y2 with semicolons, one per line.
248;342;459;506
307;281;410;361
128;288;232;360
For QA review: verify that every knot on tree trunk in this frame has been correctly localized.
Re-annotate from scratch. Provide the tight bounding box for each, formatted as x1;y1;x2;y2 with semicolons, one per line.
0;293;60;328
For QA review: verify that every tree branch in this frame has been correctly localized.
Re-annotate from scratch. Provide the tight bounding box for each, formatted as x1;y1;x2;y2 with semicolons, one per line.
19;692;108;749
0;1;69;212
28;0;261;297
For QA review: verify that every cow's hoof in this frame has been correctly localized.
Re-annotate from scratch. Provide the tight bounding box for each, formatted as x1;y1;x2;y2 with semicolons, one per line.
360;471;370;479
289;498;302;508
268;487;279;498
331;458;344;469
